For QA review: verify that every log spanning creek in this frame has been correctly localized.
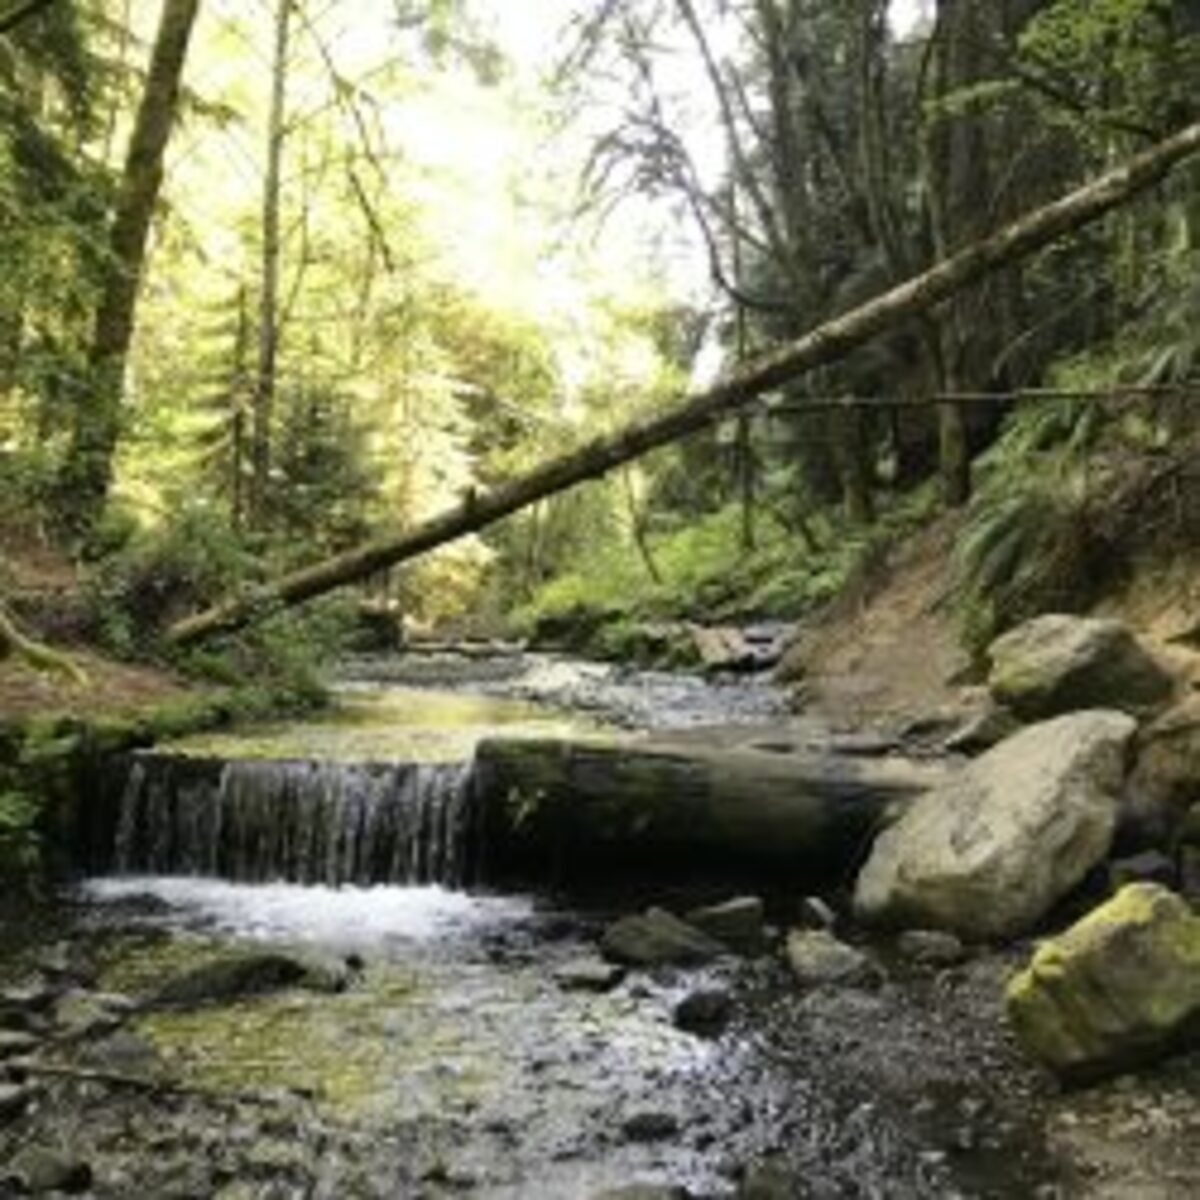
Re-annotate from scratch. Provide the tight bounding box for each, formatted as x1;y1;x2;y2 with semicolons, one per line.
2;656;1074;1197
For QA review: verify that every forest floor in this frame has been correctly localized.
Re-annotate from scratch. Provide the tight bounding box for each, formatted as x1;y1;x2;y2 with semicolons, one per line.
0;535;201;723
784;509;1200;731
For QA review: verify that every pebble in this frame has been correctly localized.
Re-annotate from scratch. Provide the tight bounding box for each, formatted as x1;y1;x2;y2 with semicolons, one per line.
673;989;733;1037
621;1111;681;1142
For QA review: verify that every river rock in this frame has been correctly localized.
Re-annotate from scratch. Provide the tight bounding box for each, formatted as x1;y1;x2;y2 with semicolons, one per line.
1006;883;1200;1081
854;711;1136;940
988;615;1173;720
621;1110;681;1142
593;1186;691;1200
0;1082;33;1121
895;930;967;967
673;988;733;1036
475;734;953;877
785;930;879;989
148;953;350;1009
683;897;765;953
1107;850;1176;891
601;909;724;967
553;958;626;993
0;1030;39;1059
4;1148;93;1194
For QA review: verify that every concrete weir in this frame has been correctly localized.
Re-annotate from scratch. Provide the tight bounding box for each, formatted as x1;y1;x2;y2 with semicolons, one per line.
474;728;955;879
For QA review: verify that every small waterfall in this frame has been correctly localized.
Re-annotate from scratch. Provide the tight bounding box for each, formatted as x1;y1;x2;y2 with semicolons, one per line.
108;753;478;887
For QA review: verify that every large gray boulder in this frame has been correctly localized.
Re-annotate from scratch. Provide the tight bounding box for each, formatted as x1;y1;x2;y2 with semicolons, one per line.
1006;883;1200;1081
988;615;1173;720
854;711;1136;940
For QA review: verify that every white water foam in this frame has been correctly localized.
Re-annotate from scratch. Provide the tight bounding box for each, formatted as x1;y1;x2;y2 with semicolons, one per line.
81;876;533;948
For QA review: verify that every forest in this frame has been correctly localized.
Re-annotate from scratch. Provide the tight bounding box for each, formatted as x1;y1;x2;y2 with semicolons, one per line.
0;0;1196;678
1;1;1200;1195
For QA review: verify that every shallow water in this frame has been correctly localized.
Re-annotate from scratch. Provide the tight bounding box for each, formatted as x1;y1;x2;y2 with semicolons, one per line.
166;681;612;763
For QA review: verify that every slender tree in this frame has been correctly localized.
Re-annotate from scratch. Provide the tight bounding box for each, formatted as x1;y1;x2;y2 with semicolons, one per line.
54;0;201;538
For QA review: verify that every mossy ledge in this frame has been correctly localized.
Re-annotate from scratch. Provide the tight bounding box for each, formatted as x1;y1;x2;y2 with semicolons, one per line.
0;688;321;892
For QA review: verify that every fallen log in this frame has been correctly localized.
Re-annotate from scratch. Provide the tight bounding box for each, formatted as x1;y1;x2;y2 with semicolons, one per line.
167;122;1200;647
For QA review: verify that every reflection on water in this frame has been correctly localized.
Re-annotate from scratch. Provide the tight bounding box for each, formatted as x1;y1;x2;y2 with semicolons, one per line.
164;683;612;763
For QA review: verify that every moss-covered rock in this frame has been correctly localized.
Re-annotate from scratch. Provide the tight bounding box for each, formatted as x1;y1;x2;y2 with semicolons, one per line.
988;615;1173;720
1006;883;1200;1081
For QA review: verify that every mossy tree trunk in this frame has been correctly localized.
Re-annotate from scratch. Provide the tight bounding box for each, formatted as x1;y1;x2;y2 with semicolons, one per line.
54;0;202;540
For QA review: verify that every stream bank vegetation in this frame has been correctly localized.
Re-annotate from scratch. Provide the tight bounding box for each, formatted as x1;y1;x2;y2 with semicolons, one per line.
1;0;1199;881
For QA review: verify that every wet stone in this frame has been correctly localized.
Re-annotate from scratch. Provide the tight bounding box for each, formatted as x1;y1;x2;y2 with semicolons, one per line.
0;1082;33;1121
601;909;724;967
0;1030;40;1059
4;1147;93;1194
593;1186;692;1200
786;930;880;989
622;1110;681;1142
684;897;766;954
673;989;733;1037
896;930;967;967
553;958;627;993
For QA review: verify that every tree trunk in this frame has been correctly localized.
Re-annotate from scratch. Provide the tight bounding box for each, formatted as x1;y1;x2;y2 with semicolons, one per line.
54;0;202;539
250;0;292;529
165;121;1200;646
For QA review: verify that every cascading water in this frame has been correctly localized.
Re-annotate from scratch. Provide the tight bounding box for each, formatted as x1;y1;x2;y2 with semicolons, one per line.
107;753;477;887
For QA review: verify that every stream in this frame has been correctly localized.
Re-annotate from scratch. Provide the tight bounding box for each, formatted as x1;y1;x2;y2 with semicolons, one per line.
1;655;1068;1197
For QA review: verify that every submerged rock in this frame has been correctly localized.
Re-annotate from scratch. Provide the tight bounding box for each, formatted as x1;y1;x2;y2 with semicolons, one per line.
684;896;765;953
673;988;733;1036
988;615;1173;720
1126;695;1200;845
148;953;349;1010
0;1030;39;1059
895;930;967;967
1006;883;1200;1081
943;705;1022;756
601;909;724;967
553;958;626;993
785;931;879;989
854;711;1136;940
4;1147;93;1194
621;1110;681;1142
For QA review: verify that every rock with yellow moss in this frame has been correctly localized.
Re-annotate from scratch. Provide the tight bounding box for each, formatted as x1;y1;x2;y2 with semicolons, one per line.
1006;883;1200;1081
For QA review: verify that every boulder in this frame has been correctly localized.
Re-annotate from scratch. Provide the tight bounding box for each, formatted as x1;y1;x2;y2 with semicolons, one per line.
785;931;879;989
1006;883;1200;1081
601;909;725;967
854;711;1136;940
683;897;765;953
1125;695;1200;845
988;615;1173;720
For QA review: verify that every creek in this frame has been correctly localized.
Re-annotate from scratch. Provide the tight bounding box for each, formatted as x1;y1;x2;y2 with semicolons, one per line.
0;654;1062;1198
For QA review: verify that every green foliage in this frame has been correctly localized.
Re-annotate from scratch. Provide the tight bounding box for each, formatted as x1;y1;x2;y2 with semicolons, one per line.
955;474;1097;657
85;505;258;653
0;787;40;882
